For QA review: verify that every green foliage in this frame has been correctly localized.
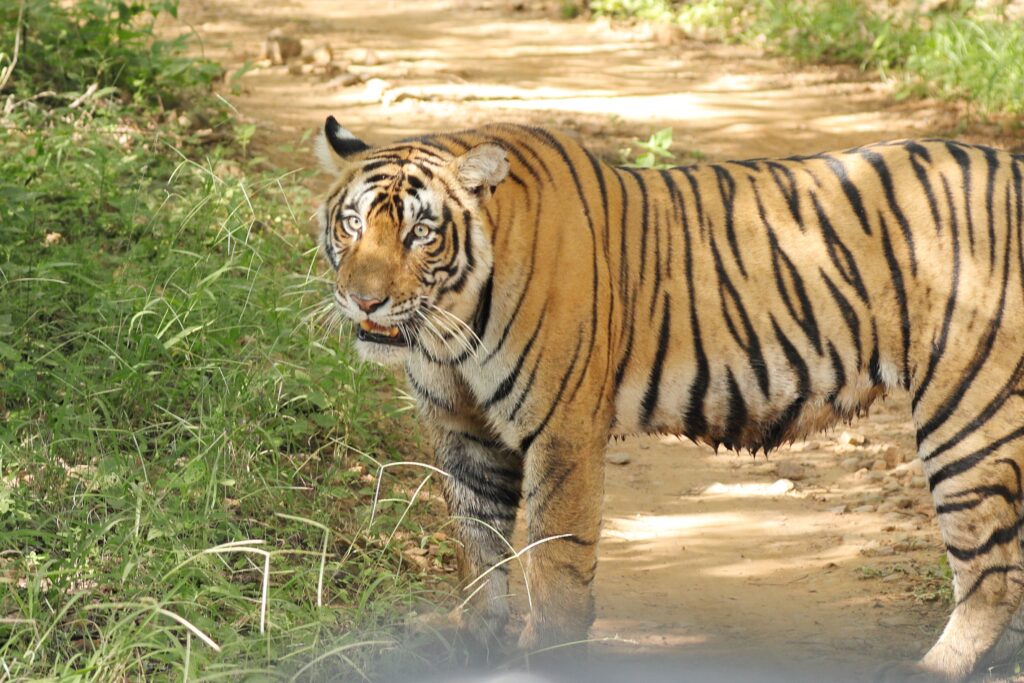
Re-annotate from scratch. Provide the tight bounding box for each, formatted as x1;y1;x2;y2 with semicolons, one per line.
0;0;220;106
589;0;679;21
560;0;583;19
618;128;704;169
0;2;451;680
591;0;1024;114
619;127;677;168
902;13;1024;113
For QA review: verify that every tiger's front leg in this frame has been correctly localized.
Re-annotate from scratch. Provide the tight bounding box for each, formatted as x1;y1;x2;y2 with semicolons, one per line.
435;429;523;653
517;428;608;655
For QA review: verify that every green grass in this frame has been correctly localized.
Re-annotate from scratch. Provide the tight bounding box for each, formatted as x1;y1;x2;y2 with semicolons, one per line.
588;0;1024;115
1;2;455;680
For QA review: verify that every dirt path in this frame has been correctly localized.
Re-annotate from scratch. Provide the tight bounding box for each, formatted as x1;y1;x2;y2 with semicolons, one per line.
177;1;975;678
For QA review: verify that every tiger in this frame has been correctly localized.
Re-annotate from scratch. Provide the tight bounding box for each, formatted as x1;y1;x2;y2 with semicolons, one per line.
313;115;1024;682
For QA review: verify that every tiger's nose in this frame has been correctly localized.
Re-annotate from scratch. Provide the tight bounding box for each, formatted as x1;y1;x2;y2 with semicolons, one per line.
350;294;387;313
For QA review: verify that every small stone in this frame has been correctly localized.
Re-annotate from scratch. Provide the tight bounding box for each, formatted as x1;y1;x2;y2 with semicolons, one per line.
883;446;903;469
903;450;918;464
910;476;926;489
853;504;876;513
363;78;391;101
839;431;867;446
877;500;897;513
868;471;885;482
606;452;631;466
654;23;685;46
896;497;914;509
771;478;796;494
403;547;430;569
325;72;364;89
310;43;333;66
840;456;861;471
351;48;381;66
861;541;895;556
871;459;887;471
829;504;849;514
775;460;806;481
853;467;870;481
261;28;302;65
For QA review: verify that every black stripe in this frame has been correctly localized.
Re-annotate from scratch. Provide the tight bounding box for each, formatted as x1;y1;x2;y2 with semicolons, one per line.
877;212;911;388
913;175;961;408
483;311;544;408
406;372;455;412
905;142;942;233
712;165;747;277
983;146;999;269
766;161;803;228
754;183;822;355
810;191;870;304
860;148;917;275
923;353;1024;463
640;294;672;427
722;367;747;449
927;425;1024;490
520;333;584;453
822;154;872;236
958;565;1020;604
945;141;976;256
472;273;493;340
762;317;810;451
819;271;862;370
945;517;1024;562
825;340;846;403
936;485;1018;515
710;236;770;398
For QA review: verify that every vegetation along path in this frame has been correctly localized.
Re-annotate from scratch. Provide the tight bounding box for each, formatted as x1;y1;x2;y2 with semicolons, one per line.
178;0;1020;679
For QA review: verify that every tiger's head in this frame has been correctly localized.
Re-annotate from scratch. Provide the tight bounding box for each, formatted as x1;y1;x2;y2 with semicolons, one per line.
314;117;509;365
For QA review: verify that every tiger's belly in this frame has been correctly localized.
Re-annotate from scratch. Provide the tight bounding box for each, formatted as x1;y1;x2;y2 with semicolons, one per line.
610;353;892;452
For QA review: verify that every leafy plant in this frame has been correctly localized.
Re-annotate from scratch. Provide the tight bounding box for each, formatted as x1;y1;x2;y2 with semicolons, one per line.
619;127;677;168
0;0;220;106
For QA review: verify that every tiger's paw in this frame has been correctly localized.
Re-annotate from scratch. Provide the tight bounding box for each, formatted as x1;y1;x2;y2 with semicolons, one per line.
517;616;588;656
444;605;514;664
875;660;950;683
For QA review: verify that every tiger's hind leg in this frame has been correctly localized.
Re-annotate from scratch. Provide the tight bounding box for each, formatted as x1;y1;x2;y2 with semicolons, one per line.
879;401;1024;681
981;468;1024;670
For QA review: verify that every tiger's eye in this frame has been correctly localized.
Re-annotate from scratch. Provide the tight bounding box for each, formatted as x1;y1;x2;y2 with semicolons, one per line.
413;224;431;239
343;216;363;235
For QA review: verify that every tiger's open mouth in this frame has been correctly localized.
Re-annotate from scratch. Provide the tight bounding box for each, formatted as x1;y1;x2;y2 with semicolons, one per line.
357;319;408;347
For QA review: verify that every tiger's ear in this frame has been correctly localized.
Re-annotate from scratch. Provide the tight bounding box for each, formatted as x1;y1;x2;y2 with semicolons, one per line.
314;116;370;174
452;143;509;197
